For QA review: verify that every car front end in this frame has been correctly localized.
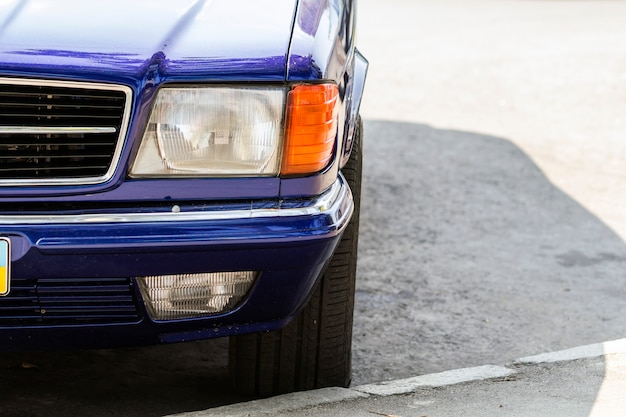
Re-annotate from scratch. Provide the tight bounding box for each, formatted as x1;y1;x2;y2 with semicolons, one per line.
0;0;367;394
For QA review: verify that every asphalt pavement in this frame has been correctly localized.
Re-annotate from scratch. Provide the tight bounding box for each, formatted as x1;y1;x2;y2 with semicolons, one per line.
350;0;626;386
171;339;626;417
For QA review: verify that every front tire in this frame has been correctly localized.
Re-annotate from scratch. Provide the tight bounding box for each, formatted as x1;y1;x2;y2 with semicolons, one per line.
229;118;363;397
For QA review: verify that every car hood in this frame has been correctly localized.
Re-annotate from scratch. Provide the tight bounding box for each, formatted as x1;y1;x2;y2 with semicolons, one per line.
0;0;298;83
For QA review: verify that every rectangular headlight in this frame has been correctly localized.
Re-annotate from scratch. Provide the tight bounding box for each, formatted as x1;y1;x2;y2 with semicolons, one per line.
130;86;286;177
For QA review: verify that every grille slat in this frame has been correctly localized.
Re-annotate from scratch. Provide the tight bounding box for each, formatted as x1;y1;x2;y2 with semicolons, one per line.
0;100;123;108
0;166;109;174
0;140;113;146
0;79;130;183
0;86;125;98
0;277;141;326
0;113;121;120
0;152;113;159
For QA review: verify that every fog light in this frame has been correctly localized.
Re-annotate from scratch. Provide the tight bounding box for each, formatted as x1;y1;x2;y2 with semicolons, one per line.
137;271;257;321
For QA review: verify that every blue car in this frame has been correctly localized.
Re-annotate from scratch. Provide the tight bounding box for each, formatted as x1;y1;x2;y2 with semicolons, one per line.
0;0;367;396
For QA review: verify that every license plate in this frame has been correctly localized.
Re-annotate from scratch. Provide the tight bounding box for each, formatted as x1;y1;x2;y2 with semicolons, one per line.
0;237;10;296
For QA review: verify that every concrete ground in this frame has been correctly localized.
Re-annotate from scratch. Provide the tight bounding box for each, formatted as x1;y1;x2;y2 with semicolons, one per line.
358;0;626;238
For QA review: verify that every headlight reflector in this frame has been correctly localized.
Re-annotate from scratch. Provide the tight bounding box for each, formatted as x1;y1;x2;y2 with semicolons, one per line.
130;87;286;177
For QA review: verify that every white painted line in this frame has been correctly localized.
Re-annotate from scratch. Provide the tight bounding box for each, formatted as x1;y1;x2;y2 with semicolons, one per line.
516;338;626;364
171;387;368;417
353;364;516;396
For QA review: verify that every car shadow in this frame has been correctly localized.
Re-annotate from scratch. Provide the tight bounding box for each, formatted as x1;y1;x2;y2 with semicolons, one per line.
353;119;626;412
0;119;623;416
0;338;244;416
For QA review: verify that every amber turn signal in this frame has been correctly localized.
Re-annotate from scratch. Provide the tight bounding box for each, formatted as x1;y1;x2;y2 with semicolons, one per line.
281;84;339;176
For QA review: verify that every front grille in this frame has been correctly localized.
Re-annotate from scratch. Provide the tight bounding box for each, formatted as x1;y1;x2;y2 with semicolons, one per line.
0;277;141;326
0;78;131;184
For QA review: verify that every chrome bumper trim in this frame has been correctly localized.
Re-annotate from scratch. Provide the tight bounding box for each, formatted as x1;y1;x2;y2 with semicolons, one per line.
0;176;352;225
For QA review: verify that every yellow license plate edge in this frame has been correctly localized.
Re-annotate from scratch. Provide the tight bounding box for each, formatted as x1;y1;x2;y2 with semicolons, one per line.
0;238;10;296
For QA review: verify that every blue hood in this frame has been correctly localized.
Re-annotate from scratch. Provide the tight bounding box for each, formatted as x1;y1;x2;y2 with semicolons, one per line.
0;0;298;83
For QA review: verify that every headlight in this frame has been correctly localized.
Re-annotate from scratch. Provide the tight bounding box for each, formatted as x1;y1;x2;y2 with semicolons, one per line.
130;84;339;178
130;86;286;177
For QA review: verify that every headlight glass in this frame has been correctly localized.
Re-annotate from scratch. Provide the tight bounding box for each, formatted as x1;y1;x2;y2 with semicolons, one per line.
130;86;286;177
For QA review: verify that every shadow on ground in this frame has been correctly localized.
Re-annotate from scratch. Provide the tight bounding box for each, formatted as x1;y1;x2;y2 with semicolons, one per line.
0;119;623;416
353;120;626;393
0;338;245;416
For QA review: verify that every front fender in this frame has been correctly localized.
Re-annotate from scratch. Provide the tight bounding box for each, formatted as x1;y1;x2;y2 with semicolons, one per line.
341;49;368;168
282;0;368;192
287;0;354;82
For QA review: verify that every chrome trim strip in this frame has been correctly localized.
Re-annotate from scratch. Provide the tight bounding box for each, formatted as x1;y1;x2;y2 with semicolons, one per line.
0;177;350;225
0;126;117;135
0;77;133;187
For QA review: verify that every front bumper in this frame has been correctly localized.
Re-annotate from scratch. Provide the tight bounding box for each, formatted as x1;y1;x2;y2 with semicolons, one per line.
0;175;353;351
